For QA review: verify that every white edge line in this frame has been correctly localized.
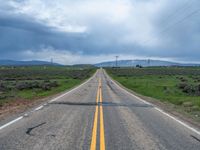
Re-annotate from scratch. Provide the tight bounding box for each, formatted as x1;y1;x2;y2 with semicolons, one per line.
0;116;23;130
0;71;97;131
105;70;200;136
34;105;44;111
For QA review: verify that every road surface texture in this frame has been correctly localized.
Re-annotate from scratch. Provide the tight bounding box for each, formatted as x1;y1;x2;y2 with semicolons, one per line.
0;69;200;150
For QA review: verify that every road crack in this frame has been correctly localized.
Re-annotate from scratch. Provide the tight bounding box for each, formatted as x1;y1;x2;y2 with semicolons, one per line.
26;122;46;136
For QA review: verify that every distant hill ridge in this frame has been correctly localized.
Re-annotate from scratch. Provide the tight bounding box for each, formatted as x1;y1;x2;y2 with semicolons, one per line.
95;59;200;67
0;60;61;66
0;59;199;67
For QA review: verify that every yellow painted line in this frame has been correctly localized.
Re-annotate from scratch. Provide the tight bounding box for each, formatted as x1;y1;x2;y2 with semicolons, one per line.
90;106;99;150
100;81;106;150
90;79;100;150
96;81;100;103
90;77;106;150
100;106;105;150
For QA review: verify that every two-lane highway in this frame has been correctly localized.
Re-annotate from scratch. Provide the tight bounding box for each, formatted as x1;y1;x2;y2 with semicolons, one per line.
0;69;200;150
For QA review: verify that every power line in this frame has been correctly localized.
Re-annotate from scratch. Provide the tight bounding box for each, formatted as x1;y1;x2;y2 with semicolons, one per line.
160;8;200;34
143;7;200;45
159;0;193;25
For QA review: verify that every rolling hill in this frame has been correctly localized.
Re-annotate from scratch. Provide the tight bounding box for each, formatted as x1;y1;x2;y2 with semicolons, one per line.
0;60;61;66
95;59;200;67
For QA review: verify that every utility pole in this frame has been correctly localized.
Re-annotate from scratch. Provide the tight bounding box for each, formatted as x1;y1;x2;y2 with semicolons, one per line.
147;59;150;66
51;58;53;65
115;56;119;68
132;59;134;68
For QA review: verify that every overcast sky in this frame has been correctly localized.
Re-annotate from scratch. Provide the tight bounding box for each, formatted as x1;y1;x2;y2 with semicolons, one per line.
0;0;200;64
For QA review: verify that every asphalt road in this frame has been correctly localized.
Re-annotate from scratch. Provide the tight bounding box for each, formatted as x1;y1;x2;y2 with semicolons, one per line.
0;69;200;150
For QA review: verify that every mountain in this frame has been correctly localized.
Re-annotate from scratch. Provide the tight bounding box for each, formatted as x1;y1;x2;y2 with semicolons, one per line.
95;59;200;67
0;60;62;66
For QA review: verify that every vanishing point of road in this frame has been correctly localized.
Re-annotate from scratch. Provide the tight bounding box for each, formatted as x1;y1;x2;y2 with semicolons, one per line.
0;69;200;150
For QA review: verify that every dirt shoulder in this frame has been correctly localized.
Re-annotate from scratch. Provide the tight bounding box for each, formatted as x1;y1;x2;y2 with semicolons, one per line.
0;91;67;121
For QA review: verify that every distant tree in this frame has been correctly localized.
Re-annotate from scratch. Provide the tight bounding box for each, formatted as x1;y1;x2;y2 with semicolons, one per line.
136;64;142;68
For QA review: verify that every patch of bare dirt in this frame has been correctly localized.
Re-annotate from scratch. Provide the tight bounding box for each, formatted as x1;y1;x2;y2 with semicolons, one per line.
0;91;66;120
0;99;38;120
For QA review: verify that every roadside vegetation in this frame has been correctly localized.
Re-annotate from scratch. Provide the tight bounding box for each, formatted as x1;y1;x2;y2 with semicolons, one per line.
106;67;200;121
0;66;96;107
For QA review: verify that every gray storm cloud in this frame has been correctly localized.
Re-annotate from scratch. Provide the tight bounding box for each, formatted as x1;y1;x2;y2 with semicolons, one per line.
0;0;200;64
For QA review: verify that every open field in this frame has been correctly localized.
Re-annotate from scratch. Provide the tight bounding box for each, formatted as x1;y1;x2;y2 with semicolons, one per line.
0;66;96;107
0;69;200;149
106;67;200;122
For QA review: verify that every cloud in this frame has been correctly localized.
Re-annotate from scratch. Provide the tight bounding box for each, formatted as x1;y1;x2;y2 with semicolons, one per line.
20;47;178;65
0;0;200;64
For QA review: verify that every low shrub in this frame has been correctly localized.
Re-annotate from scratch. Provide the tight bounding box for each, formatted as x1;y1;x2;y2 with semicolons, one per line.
16;82;29;90
177;82;200;96
177;82;188;89
0;82;7;91
41;84;51;91
16;80;59;91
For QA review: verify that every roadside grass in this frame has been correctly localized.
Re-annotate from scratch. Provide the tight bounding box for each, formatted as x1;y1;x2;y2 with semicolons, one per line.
17;79;81;99
106;67;200;121
0;66;96;107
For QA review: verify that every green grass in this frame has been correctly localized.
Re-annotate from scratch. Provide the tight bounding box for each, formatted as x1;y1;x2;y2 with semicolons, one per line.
113;75;199;106
0;67;96;106
17;79;81;99
107;67;200;120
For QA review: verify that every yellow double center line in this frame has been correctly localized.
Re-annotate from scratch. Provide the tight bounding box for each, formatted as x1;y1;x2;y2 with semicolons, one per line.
90;78;105;150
